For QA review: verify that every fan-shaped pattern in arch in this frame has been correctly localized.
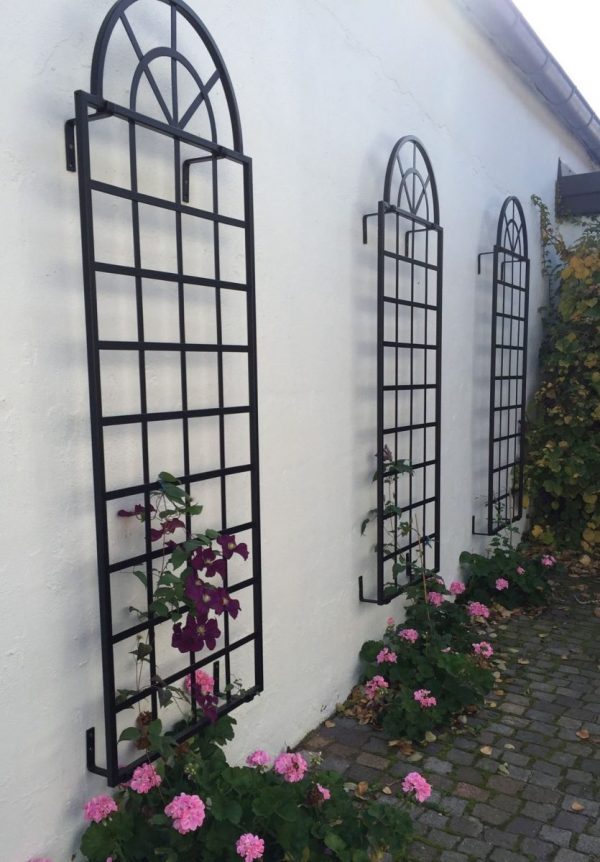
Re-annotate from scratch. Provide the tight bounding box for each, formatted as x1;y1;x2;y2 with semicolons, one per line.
497;195;528;258
383;135;440;224
90;0;243;151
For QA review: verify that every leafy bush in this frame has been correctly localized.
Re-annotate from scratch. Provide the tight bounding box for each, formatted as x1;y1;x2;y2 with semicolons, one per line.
80;715;415;862
357;579;493;740
458;531;555;609
525;200;600;550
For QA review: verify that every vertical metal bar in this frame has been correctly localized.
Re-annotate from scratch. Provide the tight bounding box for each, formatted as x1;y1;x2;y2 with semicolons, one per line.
434;227;443;572
393;210;400;589
243;158;263;689
488;247;499;535
423;226;429;568
74;91;118;784
376;201;385;603
518;259;530;518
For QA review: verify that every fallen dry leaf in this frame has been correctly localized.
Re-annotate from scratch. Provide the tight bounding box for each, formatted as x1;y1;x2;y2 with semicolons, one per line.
424;731;437;743
381;786;392;795
576;728;590;740
324;720;336;728
571;801;585;812
388;739;414;756
498;762;511;775
504;743;515;750
580;554;591;566
517;658;530;665
356;781;369;797
480;745;493;756
593;608;600;619
407;752;424;763
485;700;498;708
494;689;506;697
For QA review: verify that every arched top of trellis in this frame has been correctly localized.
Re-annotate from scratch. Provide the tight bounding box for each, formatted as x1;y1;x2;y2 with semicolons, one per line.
383;135;440;224
90;0;243;151
496;196;528;257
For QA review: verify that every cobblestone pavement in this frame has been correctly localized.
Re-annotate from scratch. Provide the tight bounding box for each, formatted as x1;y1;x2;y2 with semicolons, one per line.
301;574;600;861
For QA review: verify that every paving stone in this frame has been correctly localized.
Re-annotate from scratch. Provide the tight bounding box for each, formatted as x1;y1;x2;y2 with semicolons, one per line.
483;827;519;850
471;802;511;826
539;824;573;847
457;837;494;857
361;735;389;755
427;827;458;849
492;793;522;814
356;751;389;770
553;811;588;833
486;774;525;795
522;801;558;822
343;762;381;783
439;795;467;817
407;840;438;861
454;781;489;802
418;809;449;830
490;850;529;862
554;849;589;862
445;748;475;766
424;756;453;775
522;784;561;804
505;815;542;837
439;852;468;862
520;836;556;859
448;815;483;838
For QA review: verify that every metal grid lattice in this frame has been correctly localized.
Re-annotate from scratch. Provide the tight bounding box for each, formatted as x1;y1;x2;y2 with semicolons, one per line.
67;0;262;785
360;136;443;604
474;196;529;535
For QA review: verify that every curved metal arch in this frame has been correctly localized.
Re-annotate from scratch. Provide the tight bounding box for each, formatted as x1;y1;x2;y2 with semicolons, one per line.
90;0;243;151
383;135;440;224
496;196;528;257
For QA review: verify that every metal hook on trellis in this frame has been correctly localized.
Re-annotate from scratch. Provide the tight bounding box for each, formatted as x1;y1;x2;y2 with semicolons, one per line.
362;212;378;244
64;106;114;172
182;150;226;203
477;250;494;274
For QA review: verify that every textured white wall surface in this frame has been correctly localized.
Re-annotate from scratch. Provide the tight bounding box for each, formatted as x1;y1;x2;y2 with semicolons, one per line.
0;1;594;859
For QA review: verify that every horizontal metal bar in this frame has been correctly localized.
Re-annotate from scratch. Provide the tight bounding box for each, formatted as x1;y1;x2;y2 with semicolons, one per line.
383;295;437;312
95;261;247;292
77;91;251;165
98;339;248;353
107;521;253;573
495;374;523;381
383;421;437;434
383;340;437;350
495;344;524;351
383;458;436;477
496;311;525;322
492;461;520;474
382;202;442;231
382;531;438;561
495;244;528;261
383;249;438;272
382;383;437;392
105;464;252;501
493;431;522;444
497;279;526;292
103;405;250;427
115;633;256;711
90;180;246;229
493;402;524;412
382;495;436;519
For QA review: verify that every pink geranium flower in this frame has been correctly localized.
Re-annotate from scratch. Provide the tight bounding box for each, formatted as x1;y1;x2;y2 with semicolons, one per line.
236;833;265;861
184;668;215;696
365;675;389;701
496;578;509;591
376;647;398;664
516;566;525;575
129;762;162;794
164;793;206;834
317;783;331;801
246;750;271;768
273;752;308;783
472;641;494;658
450;581;465;595
399;628;419;643
541;555;556;567
402;771;432;802
84;795;118;823
413;688;437;708
28;858;52;862
427;591;443;607
386;616;395;628
467;601;490;619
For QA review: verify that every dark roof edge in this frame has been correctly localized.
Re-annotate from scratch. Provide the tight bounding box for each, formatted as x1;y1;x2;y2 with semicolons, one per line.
456;0;600;167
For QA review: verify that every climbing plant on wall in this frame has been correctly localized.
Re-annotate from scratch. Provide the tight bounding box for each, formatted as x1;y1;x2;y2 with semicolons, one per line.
525;198;600;550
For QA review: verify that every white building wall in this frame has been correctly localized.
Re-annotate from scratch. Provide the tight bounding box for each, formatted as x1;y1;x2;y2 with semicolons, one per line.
0;1;594;859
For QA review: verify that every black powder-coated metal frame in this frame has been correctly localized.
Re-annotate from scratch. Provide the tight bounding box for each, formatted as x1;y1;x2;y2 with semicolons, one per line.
67;0;262;785
360;136;443;604
474;196;529;535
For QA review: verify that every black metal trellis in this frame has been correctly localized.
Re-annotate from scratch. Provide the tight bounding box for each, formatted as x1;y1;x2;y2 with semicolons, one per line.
359;136;443;604
474;196;529;535
67;0;262;785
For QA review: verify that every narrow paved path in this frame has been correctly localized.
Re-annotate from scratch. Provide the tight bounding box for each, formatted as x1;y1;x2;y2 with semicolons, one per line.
301;567;600;861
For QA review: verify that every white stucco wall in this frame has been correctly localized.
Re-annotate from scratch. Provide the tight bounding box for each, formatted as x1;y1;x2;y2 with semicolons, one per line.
0;1;595;859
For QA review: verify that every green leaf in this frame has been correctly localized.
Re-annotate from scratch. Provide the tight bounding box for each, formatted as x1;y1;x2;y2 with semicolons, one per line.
325;833;346;853
205;528;219;539
158;471;179;484
131;569;147;588
118;726;141;742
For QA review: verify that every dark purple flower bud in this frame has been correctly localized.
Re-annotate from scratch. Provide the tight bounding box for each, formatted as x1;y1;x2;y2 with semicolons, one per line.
382;445;393;462
216;534;249;561
149;526;164;542
117;504;155;518
162;518;185;535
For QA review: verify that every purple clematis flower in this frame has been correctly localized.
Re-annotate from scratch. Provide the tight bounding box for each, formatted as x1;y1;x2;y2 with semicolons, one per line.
184;574;214;613
150;526;165;542
216;534;249;561
210;587;241;619
162;518;185;535
118;503;155;518
172;614;221;653
190;547;227;579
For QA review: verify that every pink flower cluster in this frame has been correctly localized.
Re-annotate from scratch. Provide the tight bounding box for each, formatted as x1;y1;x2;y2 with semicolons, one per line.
386;616;395;628
376;647;398;664
365;675;389;701
84;795;118;823
472;641;494;659
164;793;206;834
449;581;465;595
246;749;271;768
427;591;444;607
516;566;525;575
236;833;265;861
129;762;162;794
467;601;490;619
495;578;509;591
317;783;331;800
402;771;432;803
28;858;52;862
398;628;419;643
273;752;308;783
542;555;556;567
184;668;214;696
414;688;437;708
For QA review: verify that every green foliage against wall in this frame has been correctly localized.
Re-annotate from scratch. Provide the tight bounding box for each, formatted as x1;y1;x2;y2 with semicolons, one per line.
525;199;600;550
